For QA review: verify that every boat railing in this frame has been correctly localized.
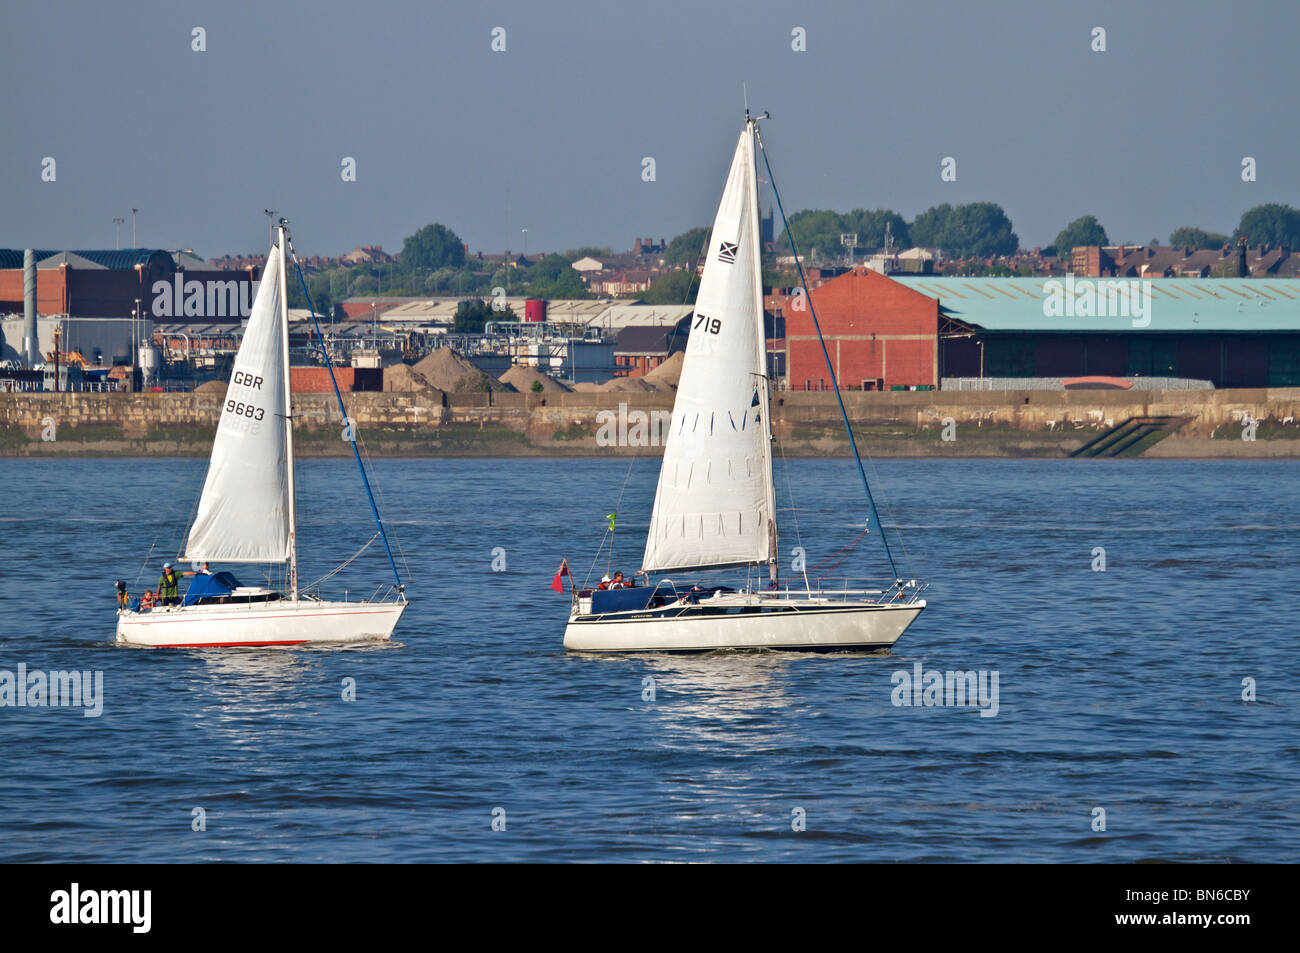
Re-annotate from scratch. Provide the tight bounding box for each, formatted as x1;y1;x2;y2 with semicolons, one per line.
784;576;928;604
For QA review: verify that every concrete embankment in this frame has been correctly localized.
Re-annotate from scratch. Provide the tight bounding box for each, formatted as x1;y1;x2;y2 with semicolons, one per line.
1;388;1297;458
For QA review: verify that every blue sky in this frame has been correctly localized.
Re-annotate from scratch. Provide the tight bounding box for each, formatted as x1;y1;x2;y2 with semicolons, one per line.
2;0;1296;258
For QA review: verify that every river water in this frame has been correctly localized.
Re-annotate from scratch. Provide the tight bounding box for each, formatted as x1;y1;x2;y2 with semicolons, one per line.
0;456;1295;861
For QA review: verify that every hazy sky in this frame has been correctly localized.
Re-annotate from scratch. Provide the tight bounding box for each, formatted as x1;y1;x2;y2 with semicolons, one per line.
2;0;1297;259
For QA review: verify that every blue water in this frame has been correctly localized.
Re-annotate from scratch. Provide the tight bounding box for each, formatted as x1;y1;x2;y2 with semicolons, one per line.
0;456;1296;862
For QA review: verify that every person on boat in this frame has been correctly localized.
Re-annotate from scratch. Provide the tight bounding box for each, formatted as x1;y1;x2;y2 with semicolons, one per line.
115;579;129;608
139;590;157;611
157;563;181;606
183;562;212;577
597;574;612;590
610;571;628;589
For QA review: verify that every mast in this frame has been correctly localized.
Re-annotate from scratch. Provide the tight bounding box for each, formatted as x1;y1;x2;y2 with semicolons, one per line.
747;114;779;586
277;223;298;600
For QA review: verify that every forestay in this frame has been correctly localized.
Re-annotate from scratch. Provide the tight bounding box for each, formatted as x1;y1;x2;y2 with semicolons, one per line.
641;122;776;576
185;245;291;563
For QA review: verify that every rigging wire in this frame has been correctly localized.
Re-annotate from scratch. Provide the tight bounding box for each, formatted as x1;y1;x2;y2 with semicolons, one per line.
288;246;403;591
755;123;904;582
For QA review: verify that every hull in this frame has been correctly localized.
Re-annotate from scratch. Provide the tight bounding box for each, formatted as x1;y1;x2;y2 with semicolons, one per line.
564;596;924;653
116;599;406;648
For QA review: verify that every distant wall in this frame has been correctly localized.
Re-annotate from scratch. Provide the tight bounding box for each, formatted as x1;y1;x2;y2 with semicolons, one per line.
1;387;1296;457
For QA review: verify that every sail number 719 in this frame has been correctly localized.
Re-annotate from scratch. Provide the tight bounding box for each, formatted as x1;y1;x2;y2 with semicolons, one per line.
693;314;722;335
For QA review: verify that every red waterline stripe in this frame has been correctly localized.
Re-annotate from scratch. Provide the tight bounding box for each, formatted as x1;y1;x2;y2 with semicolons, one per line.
167;640;312;648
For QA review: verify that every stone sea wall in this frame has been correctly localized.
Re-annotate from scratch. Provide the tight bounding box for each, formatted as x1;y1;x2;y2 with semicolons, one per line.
1;387;1297;457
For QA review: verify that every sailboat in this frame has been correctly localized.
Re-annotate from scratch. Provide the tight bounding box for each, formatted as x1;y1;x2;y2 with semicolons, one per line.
563;113;926;652
116;223;407;648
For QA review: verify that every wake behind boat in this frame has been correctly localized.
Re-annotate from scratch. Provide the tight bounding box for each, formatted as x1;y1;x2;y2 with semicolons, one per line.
116;223;407;648
562;112;926;653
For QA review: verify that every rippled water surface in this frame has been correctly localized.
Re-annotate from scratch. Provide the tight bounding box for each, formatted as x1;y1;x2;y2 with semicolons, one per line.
0;456;1296;862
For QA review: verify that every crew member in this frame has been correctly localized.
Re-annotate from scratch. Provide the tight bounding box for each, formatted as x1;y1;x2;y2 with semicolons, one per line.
157;562;181;607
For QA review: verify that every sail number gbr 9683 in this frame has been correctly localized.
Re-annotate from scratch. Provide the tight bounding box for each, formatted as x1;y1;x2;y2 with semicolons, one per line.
226;370;266;422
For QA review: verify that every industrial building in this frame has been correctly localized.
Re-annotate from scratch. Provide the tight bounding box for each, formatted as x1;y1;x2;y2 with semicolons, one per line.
0;247;261;382
774;268;1300;390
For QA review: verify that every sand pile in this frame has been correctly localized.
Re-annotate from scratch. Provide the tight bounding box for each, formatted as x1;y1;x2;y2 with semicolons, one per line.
384;363;436;392
571;381;603;392
412;348;509;393
194;379;226;393
600;371;678;392
499;364;571;394
642;350;684;388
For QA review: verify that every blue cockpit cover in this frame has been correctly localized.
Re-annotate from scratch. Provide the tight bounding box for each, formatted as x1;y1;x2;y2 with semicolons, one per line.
181;571;242;606
590;586;651;614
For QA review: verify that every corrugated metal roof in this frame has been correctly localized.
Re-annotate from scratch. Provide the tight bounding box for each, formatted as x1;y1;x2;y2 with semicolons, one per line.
890;276;1300;332
0;248;170;270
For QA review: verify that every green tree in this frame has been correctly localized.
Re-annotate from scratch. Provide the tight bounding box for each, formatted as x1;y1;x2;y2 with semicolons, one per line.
664;227;711;266
640;270;698;305
1053;215;1109;254
908;204;953;250
1168;226;1230;250
522;253;590;298
842;208;911;251
777;209;843;258
400;223;467;271
1233;204;1300;248
911;202;1019;258
452;299;515;333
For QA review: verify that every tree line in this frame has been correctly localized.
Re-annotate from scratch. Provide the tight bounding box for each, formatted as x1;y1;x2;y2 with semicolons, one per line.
290;203;1300;316
778;203;1300;261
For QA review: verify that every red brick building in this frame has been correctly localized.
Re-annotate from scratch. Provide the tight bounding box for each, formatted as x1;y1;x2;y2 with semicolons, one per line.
776;268;939;391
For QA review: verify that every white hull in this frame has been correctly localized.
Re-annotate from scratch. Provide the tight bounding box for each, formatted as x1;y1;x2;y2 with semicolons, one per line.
116;599;406;648
564;595;924;653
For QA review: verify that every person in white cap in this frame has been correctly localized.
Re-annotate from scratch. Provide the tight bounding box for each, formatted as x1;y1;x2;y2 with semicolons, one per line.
157;562;181;606
597;574;612;590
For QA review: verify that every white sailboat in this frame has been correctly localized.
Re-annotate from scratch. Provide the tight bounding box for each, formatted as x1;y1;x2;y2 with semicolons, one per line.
563;114;926;652
116;224;406;648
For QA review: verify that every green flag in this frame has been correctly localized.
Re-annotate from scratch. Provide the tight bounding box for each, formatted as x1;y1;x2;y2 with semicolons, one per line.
605;512;616;532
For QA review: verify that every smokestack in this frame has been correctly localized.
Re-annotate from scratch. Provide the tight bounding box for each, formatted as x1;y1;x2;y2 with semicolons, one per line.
22;249;37;366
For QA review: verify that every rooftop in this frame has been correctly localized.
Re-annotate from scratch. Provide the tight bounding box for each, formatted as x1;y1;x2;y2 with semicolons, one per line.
890;275;1300;333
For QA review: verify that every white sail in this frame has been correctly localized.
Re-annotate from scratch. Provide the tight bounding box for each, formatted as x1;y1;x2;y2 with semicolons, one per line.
184;243;291;563
641;122;776;576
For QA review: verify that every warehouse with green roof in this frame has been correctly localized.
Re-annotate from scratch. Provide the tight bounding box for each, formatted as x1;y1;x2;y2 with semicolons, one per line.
781;269;1300;390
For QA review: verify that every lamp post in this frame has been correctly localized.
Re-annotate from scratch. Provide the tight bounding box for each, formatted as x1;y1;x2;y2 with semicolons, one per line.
113;217;124;250
131;209;138;248
132;299;141;393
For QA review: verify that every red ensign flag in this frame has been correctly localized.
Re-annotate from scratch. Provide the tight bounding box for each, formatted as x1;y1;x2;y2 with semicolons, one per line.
551;558;570;592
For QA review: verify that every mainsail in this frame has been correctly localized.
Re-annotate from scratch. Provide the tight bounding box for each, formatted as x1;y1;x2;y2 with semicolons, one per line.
641;120;776;576
185;243;291;563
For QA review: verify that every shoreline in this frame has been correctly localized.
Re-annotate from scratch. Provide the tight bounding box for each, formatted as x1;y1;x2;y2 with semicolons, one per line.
2;387;1298;459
